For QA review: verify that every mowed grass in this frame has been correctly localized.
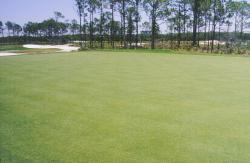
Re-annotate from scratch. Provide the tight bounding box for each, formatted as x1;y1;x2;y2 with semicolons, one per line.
0;44;28;51
1;51;250;162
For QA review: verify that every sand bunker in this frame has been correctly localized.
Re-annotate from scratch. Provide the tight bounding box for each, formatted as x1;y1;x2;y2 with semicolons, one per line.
0;52;21;57
0;44;79;57
23;44;80;52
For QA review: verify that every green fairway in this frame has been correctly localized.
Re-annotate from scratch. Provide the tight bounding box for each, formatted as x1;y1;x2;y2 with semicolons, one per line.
0;44;28;51
1;51;250;162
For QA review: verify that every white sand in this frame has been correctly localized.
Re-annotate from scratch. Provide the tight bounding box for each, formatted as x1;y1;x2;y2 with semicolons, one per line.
0;52;21;57
199;40;226;45
0;44;79;57
23;44;80;52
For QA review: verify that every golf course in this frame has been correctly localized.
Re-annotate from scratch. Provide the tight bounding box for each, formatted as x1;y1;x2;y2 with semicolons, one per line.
1;50;250;162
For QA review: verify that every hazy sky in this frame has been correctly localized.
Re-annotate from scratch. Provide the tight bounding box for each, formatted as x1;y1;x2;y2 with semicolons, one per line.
0;0;78;24
1;0;250;32
0;0;152;32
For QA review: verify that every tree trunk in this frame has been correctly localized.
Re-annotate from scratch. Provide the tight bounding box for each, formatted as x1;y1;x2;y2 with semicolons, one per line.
79;11;83;48
89;10;94;49
89;13;91;48
217;23;221;50
151;3;157;49
204;15;207;49
111;2;115;49
135;0;139;49
234;13;237;37
183;2;186;41
192;0;198;46
82;3;86;48
122;0;127;48
240;14;244;42
100;0;104;49
120;15;123;47
170;29;173;49
207;15;211;53
226;23;230;52
211;0;216;53
197;14;200;47
177;3;181;48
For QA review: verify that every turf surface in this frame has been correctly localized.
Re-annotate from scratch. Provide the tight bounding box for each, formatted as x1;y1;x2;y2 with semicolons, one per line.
1;51;250;162
0;44;28;51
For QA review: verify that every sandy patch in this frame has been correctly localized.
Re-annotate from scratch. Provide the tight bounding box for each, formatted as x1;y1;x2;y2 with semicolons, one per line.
0;52;21;57
23;44;80;52
199;40;226;45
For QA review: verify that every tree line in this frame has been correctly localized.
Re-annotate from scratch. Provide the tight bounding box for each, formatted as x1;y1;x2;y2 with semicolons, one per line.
1;0;250;53
0;12;74;38
73;0;250;53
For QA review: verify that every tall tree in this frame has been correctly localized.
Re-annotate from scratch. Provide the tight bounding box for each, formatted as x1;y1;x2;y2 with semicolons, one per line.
211;0;216;52
70;19;79;36
143;0;169;49
171;0;188;48
13;23;22;36
181;0;189;41
201;0;212;50
5;21;13;36
217;0;226;50
239;1;250;42
228;0;242;38
54;11;65;22
0;21;4;37
23;22;39;36
127;7;136;48
210;0;222;52
82;0;88;48
99;0;104;48
116;0;128;48
190;0;201;46
88;0;99;48
75;0;84;48
135;0;141;48
110;0;115;48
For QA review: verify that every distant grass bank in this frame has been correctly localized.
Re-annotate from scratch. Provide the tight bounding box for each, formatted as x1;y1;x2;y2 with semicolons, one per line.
94;48;250;57
0;44;27;51
1;44;249;57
